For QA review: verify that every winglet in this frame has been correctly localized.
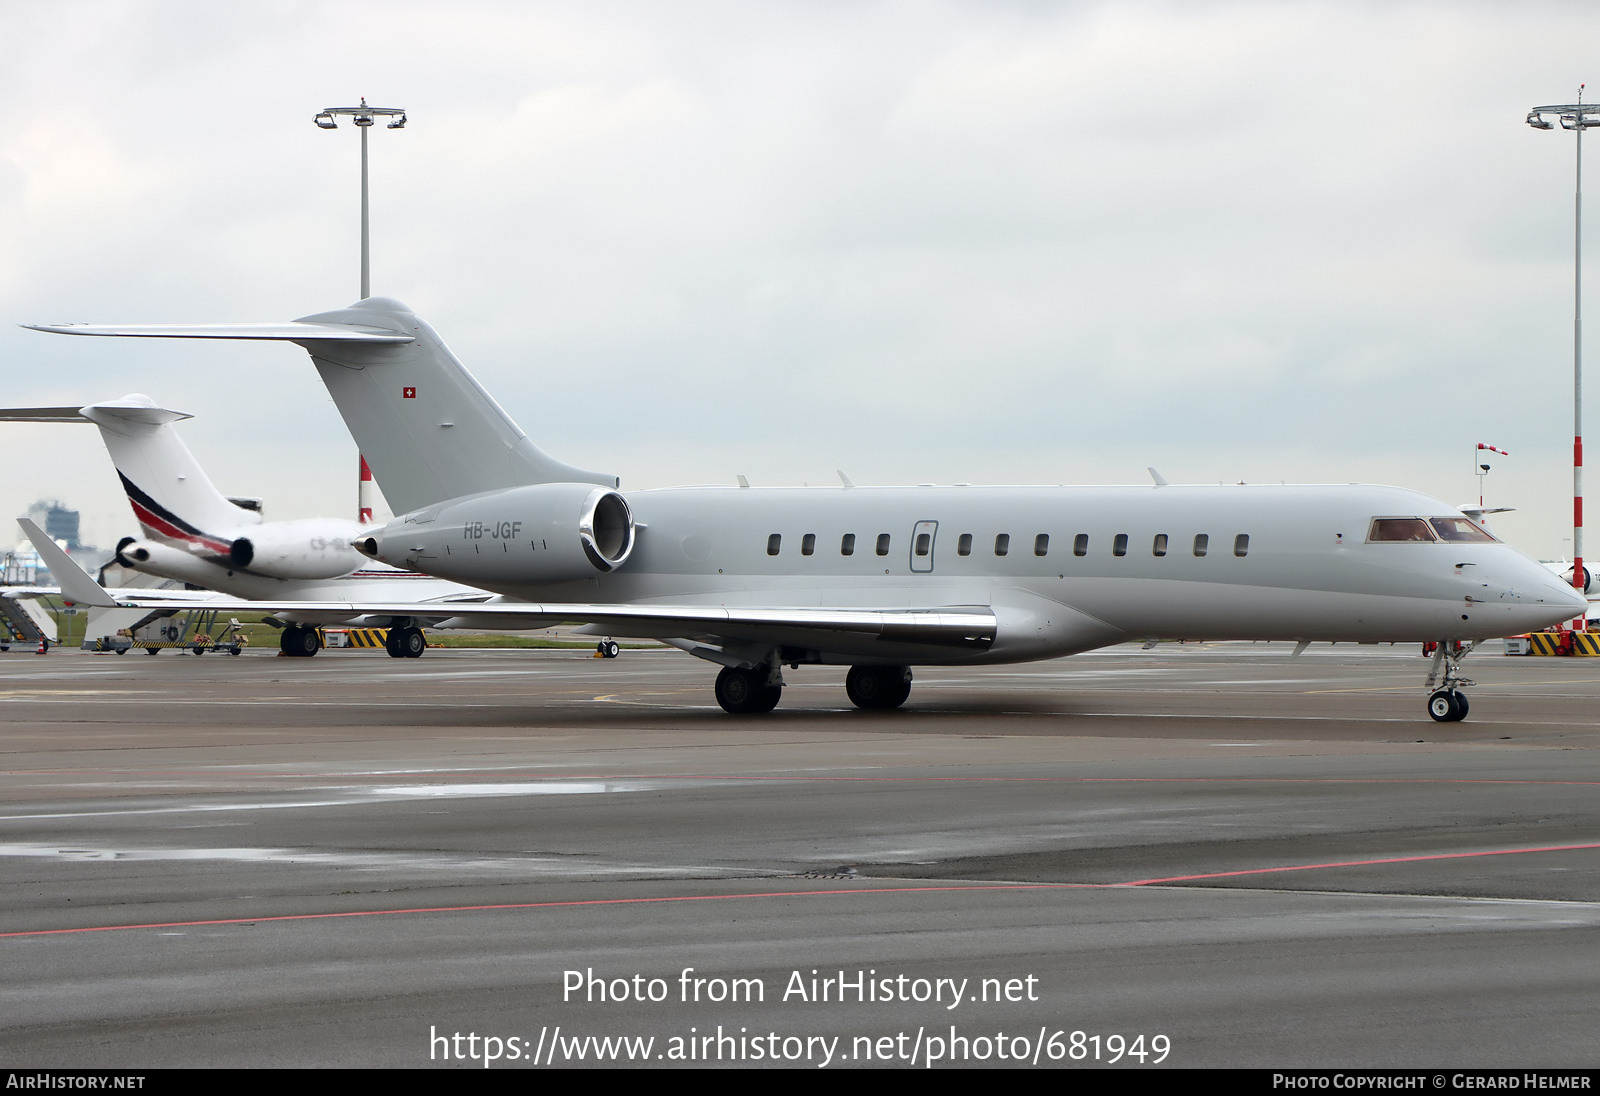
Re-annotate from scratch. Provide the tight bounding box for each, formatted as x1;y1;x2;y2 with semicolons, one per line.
1148;467;1169;487
17;519;117;607
837;470;855;489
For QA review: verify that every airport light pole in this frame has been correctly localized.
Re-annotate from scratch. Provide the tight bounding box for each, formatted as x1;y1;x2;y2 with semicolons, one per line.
313;98;406;299
314;99;406;522
1528;90;1600;627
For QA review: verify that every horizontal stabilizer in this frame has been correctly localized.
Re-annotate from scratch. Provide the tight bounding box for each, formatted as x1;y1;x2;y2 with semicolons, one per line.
0;394;193;426
22;322;413;344
0;407;93;423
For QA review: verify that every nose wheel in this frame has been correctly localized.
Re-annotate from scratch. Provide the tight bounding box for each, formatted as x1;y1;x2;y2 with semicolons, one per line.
1423;640;1475;722
1427;688;1469;722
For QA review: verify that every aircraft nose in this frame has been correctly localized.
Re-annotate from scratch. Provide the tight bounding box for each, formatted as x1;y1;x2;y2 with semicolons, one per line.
1556;579;1590;617
1517;558;1589;623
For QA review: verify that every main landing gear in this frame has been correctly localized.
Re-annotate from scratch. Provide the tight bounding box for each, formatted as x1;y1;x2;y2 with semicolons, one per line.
845;665;912;710
714;665;783;714
1424;640;1476;722
711;662;915;714
279;624;321;658
385;625;426;659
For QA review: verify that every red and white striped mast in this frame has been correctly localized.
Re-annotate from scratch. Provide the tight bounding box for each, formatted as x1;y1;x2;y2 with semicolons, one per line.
312;98;407;526
1528;88;1597;629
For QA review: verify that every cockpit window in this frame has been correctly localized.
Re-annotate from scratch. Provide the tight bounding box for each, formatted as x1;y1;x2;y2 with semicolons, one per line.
1428;517;1497;543
1368;518;1436;543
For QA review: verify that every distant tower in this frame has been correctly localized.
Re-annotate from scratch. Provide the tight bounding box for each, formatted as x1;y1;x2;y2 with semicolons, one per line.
26;499;81;551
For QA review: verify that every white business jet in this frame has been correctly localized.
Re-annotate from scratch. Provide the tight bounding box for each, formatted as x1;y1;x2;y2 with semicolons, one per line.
1;394;492;657
26;299;1586;720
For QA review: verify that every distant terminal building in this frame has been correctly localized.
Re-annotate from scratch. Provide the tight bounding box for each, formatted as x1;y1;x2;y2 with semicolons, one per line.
26;499;82;552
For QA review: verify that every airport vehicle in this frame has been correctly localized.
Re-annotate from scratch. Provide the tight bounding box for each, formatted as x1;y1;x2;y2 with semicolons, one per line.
27;298;1588;719
1;394;493;657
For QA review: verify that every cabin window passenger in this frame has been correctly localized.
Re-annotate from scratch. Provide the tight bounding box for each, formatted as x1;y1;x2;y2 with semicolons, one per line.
1153;534;1168;557
1073;534;1088;556
767;534;781;556
802;533;816;556
915;532;931;557
876;533;891;556
1193;534;1209;557
1113;533;1128;557
1033;534;1049;556
1234;534;1249;557
958;533;973;556
841;533;856;556
995;534;1010;557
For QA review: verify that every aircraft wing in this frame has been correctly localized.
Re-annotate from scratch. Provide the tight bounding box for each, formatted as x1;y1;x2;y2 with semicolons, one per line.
19;521;996;651
0;585;61;600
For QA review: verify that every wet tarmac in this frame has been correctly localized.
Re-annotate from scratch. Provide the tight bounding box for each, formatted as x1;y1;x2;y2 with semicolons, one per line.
0;641;1596;1068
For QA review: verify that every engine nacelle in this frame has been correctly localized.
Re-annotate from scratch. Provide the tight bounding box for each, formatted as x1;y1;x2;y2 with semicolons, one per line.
1561;564;1595;595
115;539;231;587
118;518;364;583
355;483;635;586
226;519;366;580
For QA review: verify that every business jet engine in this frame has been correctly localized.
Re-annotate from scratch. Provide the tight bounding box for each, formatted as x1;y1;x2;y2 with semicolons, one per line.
354;483;636;586
1559;564;1594;595
116;518;364;583
223;519;367;579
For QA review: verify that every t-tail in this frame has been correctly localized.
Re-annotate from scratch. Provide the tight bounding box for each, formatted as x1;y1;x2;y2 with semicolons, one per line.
25;298;618;515
0;394;261;554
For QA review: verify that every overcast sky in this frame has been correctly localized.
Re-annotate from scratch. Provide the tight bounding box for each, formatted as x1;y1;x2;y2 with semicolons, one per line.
1;0;1596;558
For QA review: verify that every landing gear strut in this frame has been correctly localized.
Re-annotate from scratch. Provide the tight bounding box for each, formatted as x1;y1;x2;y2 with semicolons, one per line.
714;665;782;714
1424;640;1475;722
845;665;912;710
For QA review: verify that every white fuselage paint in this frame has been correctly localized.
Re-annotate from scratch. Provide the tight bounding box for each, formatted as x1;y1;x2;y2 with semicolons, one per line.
372;482;1585;665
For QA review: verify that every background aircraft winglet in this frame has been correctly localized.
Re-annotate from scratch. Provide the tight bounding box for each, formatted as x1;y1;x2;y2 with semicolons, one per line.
17;519;117;608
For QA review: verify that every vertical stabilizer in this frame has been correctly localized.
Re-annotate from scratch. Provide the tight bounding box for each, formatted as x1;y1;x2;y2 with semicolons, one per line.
290;298;616;514
80;395;262;544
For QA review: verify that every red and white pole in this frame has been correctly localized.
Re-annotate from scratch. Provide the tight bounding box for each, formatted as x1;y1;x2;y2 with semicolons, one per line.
358;454;374;525
1575;93;1587;630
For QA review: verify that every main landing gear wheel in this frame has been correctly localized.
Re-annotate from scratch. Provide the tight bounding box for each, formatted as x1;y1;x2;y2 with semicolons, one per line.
845;665;912;710
1427;689;1469;722
386;626;426;658
280;625;321;658
714;666;782;714
597;640;620;659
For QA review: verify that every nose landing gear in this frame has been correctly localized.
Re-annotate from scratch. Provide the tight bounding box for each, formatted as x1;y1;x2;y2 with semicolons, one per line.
1424;640;1476;722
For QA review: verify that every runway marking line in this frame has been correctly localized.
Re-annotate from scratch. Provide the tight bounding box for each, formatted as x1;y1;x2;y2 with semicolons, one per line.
4;842;1598;938
1116;841;1600;887
5;771;1600;787
0;883;1086;938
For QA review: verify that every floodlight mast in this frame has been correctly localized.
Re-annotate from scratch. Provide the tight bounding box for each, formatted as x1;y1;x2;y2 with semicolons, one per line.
313;99;406;524
1528;89;1600;626
312;98;406;300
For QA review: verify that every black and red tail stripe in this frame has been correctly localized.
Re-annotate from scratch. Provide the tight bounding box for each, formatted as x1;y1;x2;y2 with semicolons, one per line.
119;472;235;557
